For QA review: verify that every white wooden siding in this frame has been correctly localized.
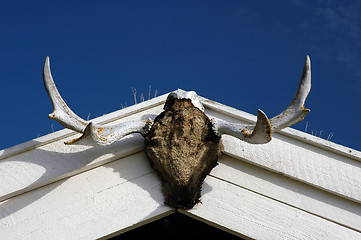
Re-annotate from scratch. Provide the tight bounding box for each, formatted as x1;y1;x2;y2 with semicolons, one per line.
212;155;361;232
1;152;173;240
183;176;361;240
1;91;360;239
0;95;166;202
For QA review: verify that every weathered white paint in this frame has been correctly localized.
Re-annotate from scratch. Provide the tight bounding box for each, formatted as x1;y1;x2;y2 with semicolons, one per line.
0;152;173;240
182;176;361;240
212;155;361;232
0;98;165;202
204;103;361;203
0;92;167;161
201;96;361;162
221;134;361;203
1;90;360;239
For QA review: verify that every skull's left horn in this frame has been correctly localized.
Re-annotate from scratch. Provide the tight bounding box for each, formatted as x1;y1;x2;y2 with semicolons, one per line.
43;57;151;145
213;109;272;144
212;55;311;144
269;55;311;131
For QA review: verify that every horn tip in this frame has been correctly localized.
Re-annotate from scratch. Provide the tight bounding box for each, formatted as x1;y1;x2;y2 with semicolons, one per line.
305;55;311;68
43;56;50;69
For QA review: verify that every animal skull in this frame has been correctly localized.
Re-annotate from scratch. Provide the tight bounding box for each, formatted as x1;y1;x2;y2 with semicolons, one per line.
43;56;311;209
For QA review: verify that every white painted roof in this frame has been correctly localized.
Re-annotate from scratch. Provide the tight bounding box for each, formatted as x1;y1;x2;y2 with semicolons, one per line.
1;90;360;239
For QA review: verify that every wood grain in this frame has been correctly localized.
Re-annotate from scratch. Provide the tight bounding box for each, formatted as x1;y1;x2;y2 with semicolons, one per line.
183;176;361;240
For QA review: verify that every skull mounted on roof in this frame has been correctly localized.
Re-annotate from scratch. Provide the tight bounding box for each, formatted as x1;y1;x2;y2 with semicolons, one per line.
43;56;311;209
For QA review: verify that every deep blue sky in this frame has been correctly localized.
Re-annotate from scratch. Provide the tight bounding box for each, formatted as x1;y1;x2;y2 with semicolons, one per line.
1;0;360;150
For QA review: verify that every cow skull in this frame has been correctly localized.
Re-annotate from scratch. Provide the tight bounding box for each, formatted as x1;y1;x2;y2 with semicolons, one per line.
43;56;311;209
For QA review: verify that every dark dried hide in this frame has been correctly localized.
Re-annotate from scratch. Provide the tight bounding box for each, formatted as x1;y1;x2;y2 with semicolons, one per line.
144;98;223;209
43;56;311;210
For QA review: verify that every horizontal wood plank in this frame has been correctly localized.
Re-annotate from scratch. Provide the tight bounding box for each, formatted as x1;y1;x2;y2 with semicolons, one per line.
1;90;360;240
211;155;361;232
0;152;172;240
0;104;164;202
203;100;361;204
0;93;167;161
221;133;361;203
183;176;361;240
202;97;361;161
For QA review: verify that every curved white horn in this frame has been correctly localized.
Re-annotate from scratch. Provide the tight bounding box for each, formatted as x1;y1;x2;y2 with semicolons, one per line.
212;55;311;144
43;56;88;133
43;57;150;145
213;110;271;144
269;55;311;131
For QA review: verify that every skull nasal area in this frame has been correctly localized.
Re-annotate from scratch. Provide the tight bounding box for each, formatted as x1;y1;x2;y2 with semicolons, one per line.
164;89;204;112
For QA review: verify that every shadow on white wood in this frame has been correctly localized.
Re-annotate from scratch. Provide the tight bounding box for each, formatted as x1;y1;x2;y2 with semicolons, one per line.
0;152;172;240
1;91;360;240
0;102;165;202
183;176;361;240
212;155;361;232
